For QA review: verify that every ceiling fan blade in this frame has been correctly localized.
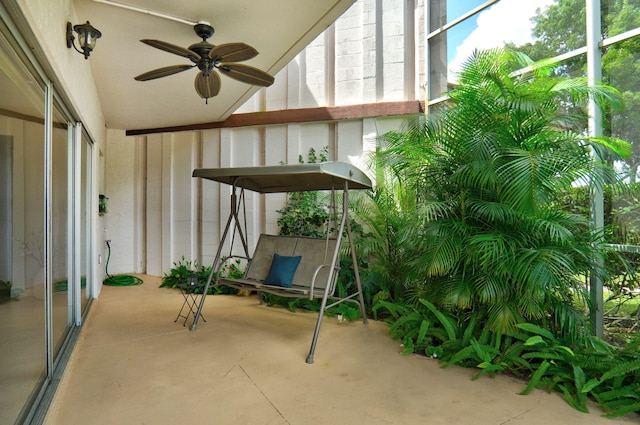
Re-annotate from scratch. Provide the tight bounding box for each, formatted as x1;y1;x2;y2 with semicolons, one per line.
208;43;258;62
134;64;194;81
218;63;274;87
195;71;221;99
141;39;200;60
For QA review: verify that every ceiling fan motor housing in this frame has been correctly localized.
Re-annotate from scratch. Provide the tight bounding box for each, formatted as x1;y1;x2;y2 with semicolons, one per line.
188;42;213;59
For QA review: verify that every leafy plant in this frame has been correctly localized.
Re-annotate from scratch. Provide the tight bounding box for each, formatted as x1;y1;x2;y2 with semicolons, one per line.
161;257;205;288
277;147;330;238
221;258;246;279
377;48;630;338
513;325;640;418
366;48;640;416
374;298;640;417
160;256;238;295
0;280;12;304
262;275;363;320
348;148;422;302
277;191;329;238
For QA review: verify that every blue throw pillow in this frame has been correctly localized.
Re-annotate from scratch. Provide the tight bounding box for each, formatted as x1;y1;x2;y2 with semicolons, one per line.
263;253;302;288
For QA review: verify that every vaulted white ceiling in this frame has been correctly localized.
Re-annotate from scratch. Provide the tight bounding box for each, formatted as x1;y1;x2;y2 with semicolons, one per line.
73;0;355;131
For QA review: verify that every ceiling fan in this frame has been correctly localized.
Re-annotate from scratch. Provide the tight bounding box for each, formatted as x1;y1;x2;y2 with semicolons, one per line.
134;22;274;103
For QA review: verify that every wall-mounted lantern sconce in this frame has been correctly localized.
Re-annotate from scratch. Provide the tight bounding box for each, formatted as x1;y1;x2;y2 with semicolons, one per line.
66;21;101;59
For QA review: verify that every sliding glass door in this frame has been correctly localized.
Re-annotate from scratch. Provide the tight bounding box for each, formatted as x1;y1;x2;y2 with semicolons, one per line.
0;12;95;424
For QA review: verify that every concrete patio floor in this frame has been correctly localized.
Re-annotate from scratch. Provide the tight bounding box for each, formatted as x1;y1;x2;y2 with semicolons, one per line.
43;275;638;425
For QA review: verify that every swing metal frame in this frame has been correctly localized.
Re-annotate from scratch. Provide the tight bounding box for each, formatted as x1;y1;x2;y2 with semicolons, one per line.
190;162;372;363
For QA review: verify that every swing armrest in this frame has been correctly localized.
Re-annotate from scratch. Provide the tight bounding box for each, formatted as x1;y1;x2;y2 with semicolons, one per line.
309;264;339;300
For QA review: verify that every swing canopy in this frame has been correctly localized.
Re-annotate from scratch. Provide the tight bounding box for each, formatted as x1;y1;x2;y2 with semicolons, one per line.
192;161;372;193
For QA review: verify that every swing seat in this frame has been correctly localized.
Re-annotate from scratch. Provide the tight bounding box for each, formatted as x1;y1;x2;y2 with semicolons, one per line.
215;234;341;300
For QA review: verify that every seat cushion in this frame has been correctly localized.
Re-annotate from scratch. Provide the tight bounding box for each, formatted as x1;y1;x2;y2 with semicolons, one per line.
263;253;302;288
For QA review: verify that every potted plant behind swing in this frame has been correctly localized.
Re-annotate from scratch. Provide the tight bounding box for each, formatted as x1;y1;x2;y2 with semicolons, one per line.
0;280;13;304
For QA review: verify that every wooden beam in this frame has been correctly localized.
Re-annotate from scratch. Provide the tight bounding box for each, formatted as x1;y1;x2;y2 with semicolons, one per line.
0;108;68;129
125;100;424;136
0;108;45;125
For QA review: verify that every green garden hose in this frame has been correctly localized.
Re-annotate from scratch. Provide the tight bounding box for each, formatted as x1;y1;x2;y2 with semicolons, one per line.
103;241;143;286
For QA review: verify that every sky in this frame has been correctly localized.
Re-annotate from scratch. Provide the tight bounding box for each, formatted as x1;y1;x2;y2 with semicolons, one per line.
447;0;557;80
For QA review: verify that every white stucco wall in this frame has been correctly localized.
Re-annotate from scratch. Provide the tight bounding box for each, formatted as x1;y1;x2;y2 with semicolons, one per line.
103;129;143;275
16;0;106;146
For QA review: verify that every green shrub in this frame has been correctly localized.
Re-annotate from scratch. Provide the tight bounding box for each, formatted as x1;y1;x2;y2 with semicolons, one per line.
160;256;249;295
161;257;206;288
276;147;330;238
276;191;329;238
0;280;12;304
376;48;630;339
161;257;238;295
374;298;640;417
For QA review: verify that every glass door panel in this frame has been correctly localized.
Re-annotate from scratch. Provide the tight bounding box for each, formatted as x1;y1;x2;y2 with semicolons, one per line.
0;25;47;425
51;110;71;357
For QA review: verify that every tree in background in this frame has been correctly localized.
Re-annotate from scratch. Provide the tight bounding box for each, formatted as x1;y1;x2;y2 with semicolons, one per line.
509;0;640;182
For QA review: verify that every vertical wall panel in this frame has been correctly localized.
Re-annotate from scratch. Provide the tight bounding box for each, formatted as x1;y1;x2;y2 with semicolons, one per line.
145;134;162;276
335;0;364;105
264;126;288;234
133;137;146;273
267;66;290;111
104;129;137;274
303;35;327;107
362;0;379;103
160;134;173;273
200;129;221;268
286;56;302;109
230;127;263;249
382;0;408;100
166;132;199;263
336;121;365;162
415;0;426;98
299;123;332;158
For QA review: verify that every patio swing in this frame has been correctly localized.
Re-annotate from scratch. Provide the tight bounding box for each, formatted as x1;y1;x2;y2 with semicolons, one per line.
190;161;372;363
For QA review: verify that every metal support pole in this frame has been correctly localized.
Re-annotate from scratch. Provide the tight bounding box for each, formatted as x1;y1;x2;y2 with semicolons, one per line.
191;183;248;331
346;193;369;325
306;182;348;364
587;0;604;338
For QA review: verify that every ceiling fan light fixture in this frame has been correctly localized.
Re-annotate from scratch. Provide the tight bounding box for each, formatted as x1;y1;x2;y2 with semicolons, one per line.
66;21;102;59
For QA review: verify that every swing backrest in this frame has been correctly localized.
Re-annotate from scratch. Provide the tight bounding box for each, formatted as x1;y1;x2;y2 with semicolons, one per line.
291;236;337;289
244;234;338;290
245;235;297;281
